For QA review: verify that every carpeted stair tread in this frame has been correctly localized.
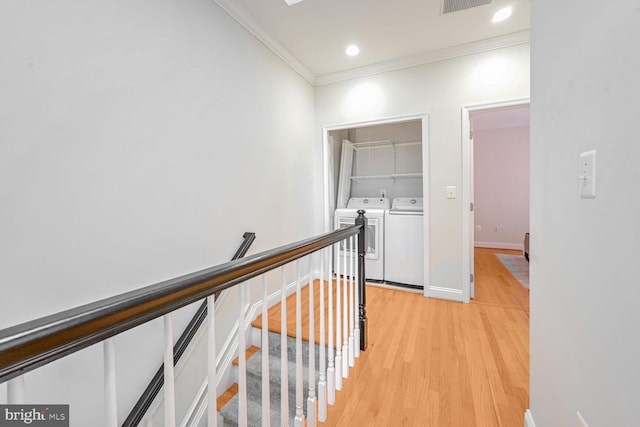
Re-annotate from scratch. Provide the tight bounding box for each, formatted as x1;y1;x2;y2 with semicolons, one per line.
220;331;326;426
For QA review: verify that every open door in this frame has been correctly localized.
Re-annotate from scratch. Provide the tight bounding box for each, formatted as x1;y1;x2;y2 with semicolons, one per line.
469;127;475;299
462;99;530;303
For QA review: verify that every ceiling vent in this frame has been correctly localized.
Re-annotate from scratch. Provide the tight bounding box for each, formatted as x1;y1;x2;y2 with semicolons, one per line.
442;0;493;14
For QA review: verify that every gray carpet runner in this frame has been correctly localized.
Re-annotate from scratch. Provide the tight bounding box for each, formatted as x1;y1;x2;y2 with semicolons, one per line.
219;330;327;427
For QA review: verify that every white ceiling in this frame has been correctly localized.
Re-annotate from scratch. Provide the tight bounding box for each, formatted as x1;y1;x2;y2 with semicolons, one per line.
214;0;530;84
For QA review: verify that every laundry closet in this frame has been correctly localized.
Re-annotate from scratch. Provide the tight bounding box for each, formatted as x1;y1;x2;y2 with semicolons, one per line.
329;119;425;288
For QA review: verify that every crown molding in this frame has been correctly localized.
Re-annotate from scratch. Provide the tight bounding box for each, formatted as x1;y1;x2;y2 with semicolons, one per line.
315;30;531;86
213;0;530;88
213;0;317;85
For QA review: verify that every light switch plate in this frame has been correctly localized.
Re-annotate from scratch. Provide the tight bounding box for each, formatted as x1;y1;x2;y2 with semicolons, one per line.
579;150;596;198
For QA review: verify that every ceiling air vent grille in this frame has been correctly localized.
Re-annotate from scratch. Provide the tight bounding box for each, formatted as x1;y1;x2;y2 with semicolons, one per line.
442;0;493;14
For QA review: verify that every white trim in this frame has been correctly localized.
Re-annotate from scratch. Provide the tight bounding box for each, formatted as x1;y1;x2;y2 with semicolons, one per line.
427;286;464;302
315;31;530;86
213;0;316;84
524;409;537;427
461;98;530;303
474;241;524;251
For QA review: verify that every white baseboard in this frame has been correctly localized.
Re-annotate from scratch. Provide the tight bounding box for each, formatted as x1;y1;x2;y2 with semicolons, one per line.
524;409;536;427
475;241;524;251
425;285;463;302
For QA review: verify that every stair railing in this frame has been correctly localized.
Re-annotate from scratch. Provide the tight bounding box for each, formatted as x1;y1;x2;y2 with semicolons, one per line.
0;211;368;427
122;232;256;427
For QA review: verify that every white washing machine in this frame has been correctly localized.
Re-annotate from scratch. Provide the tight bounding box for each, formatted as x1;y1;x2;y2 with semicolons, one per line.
334;197;390;281
384;197;424;287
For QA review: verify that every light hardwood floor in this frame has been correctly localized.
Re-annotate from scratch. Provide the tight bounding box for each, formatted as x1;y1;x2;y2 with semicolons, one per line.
252;248;529;426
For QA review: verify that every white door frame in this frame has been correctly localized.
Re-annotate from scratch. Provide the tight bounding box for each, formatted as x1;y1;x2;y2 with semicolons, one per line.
461;98;530;303
322;113;431;296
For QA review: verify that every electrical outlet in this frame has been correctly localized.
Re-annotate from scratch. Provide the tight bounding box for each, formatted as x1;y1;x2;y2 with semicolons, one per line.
493;225;499;232
576;411;589;427
446;186;456;199
380;189;386;198
475;225;482;231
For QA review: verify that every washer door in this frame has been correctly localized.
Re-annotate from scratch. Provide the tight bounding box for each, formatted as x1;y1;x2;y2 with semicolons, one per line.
335;216;380;260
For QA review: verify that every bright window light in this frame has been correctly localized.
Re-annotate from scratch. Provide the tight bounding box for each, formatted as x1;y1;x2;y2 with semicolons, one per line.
492;7;512;23
346;45;360;56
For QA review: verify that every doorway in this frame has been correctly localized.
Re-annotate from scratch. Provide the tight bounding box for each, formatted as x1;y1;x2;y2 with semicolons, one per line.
461;99;530;302
322;114;430;296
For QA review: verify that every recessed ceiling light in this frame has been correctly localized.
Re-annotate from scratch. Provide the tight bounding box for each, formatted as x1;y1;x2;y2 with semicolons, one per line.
284;0;305;5
492;7;512;23
346;45;360;56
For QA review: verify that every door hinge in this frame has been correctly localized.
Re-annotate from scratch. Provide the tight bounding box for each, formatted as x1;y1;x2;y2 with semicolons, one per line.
470;129;473;140
470;273;474;282
470;202;474;212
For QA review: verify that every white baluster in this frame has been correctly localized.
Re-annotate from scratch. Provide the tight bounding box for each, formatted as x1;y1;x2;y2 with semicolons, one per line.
261;276;271;427
335;241;343;391
354;234;361;359
295;260;305;427
104;337;118;427
342;237;349;379
164;314;176;427
238;283;248;427
307;255;317;427
207;295;218;427
327;247;336;404
318;251;327;421
349;236;355;368
7;376;24;404
280;268;289;427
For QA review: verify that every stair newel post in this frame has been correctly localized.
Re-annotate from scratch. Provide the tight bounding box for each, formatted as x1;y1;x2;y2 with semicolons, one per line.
356;210;368;351
327;246;336;403
348;235;355;368
354;232;361;359
318;250;328;421
294;260;305;427
307;255;317;427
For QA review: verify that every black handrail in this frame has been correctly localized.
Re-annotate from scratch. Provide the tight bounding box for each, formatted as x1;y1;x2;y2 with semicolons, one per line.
0;224;363;384
122;232;256;427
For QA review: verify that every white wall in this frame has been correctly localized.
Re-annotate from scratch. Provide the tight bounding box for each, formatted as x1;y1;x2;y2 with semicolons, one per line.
0;1;318;425
530;1;640;426
473;126;529;250
315;44;530;299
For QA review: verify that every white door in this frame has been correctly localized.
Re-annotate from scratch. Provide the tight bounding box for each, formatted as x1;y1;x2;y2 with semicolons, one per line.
469;129;475;299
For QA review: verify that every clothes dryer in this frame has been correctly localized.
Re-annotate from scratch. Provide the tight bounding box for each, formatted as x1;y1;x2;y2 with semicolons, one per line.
384;197;424;287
